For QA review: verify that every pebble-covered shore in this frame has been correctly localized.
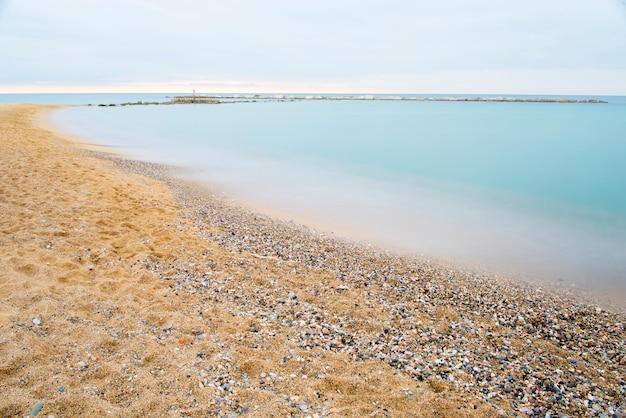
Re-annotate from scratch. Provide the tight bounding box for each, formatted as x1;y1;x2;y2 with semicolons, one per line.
102;153;625;418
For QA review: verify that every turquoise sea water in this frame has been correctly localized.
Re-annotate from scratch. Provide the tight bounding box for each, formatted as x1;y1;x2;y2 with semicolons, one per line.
4;93;625;288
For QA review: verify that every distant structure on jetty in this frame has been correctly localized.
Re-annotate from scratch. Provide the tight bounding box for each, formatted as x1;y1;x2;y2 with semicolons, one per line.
170;95;219;104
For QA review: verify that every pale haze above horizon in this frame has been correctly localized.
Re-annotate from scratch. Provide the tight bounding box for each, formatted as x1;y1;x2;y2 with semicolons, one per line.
1;0;625;95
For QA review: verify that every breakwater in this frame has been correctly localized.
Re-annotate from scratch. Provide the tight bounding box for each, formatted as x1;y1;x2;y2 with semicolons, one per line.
92;94;609;107
170;94;609;104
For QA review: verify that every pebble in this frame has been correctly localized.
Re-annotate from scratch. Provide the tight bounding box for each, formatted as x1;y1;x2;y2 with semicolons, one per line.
32;317;41;326
30;401;43;416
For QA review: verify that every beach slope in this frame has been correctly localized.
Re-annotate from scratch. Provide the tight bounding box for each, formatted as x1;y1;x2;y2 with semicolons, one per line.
0;104;624;417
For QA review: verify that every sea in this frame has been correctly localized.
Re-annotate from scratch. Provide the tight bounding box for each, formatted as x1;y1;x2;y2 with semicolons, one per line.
3;93;626;291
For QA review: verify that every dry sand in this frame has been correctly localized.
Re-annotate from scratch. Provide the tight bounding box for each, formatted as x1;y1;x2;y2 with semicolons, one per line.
0;104;624;417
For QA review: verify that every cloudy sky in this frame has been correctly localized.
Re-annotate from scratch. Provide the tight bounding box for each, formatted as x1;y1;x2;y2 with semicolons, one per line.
1;0;625;94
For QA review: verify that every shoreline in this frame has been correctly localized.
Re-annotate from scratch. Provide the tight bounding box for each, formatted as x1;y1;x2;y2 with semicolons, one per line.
48;101;626;305
1;104;625;416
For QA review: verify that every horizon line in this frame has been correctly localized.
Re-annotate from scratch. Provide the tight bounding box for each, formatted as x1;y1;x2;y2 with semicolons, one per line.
1;89;623;97
2;82;625;97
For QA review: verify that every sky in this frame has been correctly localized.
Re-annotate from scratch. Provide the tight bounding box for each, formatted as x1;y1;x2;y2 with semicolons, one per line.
1;0;625;94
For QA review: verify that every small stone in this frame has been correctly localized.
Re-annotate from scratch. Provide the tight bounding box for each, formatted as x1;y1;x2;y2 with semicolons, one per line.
260;372;267;378
32;317;41;326
31;401;44;416
77;361;87;368
288;291;297;299
519;407;533;416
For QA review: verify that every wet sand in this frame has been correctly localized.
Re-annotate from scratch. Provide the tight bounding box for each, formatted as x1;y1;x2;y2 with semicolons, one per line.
0;104;624;417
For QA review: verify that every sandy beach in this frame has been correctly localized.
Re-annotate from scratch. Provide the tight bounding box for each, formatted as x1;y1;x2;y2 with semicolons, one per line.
1;104;624;417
